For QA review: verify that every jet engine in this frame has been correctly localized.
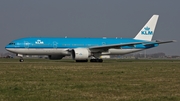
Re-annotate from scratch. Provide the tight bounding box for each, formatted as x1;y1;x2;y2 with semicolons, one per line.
48;55;65;60
72;48;90;62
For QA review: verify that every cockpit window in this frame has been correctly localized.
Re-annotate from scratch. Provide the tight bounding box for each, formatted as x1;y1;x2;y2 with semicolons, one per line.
9;43;15;45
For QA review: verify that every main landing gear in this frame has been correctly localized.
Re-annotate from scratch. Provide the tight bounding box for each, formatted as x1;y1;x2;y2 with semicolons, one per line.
76;60;88;62
90;59;103;62
89;55;103;62
75;59;103;62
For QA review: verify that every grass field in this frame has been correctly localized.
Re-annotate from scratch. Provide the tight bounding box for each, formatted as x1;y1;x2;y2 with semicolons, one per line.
0;58;180;101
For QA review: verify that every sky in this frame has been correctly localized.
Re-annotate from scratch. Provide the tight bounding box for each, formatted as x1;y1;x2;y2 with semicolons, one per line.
0;0;179;55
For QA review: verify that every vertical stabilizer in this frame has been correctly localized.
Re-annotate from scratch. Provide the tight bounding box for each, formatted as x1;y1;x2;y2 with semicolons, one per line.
134;15;159;41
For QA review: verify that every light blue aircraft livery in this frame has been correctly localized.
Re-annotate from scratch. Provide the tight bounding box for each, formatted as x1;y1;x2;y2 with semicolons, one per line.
5;15;175;62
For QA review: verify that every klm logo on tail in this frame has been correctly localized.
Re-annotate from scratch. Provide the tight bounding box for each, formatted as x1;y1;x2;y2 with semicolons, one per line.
141;27;153;35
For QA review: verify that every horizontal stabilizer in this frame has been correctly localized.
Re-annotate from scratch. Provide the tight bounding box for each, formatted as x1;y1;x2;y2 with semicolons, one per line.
155;40;176;44
142;40;176;46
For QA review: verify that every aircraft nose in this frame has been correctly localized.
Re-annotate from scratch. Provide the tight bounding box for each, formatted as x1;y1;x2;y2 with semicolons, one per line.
5;45;10;51
5;42;17;53
5;44;14;51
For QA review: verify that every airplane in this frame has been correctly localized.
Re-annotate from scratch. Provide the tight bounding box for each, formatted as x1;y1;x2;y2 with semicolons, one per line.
5;15;175;62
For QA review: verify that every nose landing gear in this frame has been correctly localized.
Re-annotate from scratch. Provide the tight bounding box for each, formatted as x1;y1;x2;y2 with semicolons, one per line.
17;54;24;62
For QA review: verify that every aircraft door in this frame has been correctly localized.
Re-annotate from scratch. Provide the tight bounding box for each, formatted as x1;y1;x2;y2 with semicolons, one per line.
53;41;58;49
24;41;29;48
102;42;106;45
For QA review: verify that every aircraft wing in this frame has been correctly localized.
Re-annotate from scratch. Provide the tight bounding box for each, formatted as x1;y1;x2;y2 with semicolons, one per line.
66;40;175;52
89;42;145;50
88;40;175;51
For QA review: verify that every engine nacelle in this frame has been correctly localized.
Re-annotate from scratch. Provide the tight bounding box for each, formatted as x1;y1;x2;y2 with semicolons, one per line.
48;55;65;60
72;48;90;60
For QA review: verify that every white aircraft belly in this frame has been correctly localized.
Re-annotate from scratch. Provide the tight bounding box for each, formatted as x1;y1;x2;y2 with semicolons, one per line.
6;48;69;55
102;49;144;55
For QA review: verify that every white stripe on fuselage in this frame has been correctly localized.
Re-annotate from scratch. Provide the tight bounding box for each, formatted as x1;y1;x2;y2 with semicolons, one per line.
5;48;70;55
6;48;144;55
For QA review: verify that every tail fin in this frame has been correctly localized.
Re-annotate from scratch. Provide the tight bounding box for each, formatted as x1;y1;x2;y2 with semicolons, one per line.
134;15;159;41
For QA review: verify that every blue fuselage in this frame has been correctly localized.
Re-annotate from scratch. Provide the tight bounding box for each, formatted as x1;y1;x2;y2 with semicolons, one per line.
5;37;156;49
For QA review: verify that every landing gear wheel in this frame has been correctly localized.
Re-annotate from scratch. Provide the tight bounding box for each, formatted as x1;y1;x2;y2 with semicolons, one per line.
76;60;88;62
97;59;103;62
19;59;24;62
90;59;103;63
